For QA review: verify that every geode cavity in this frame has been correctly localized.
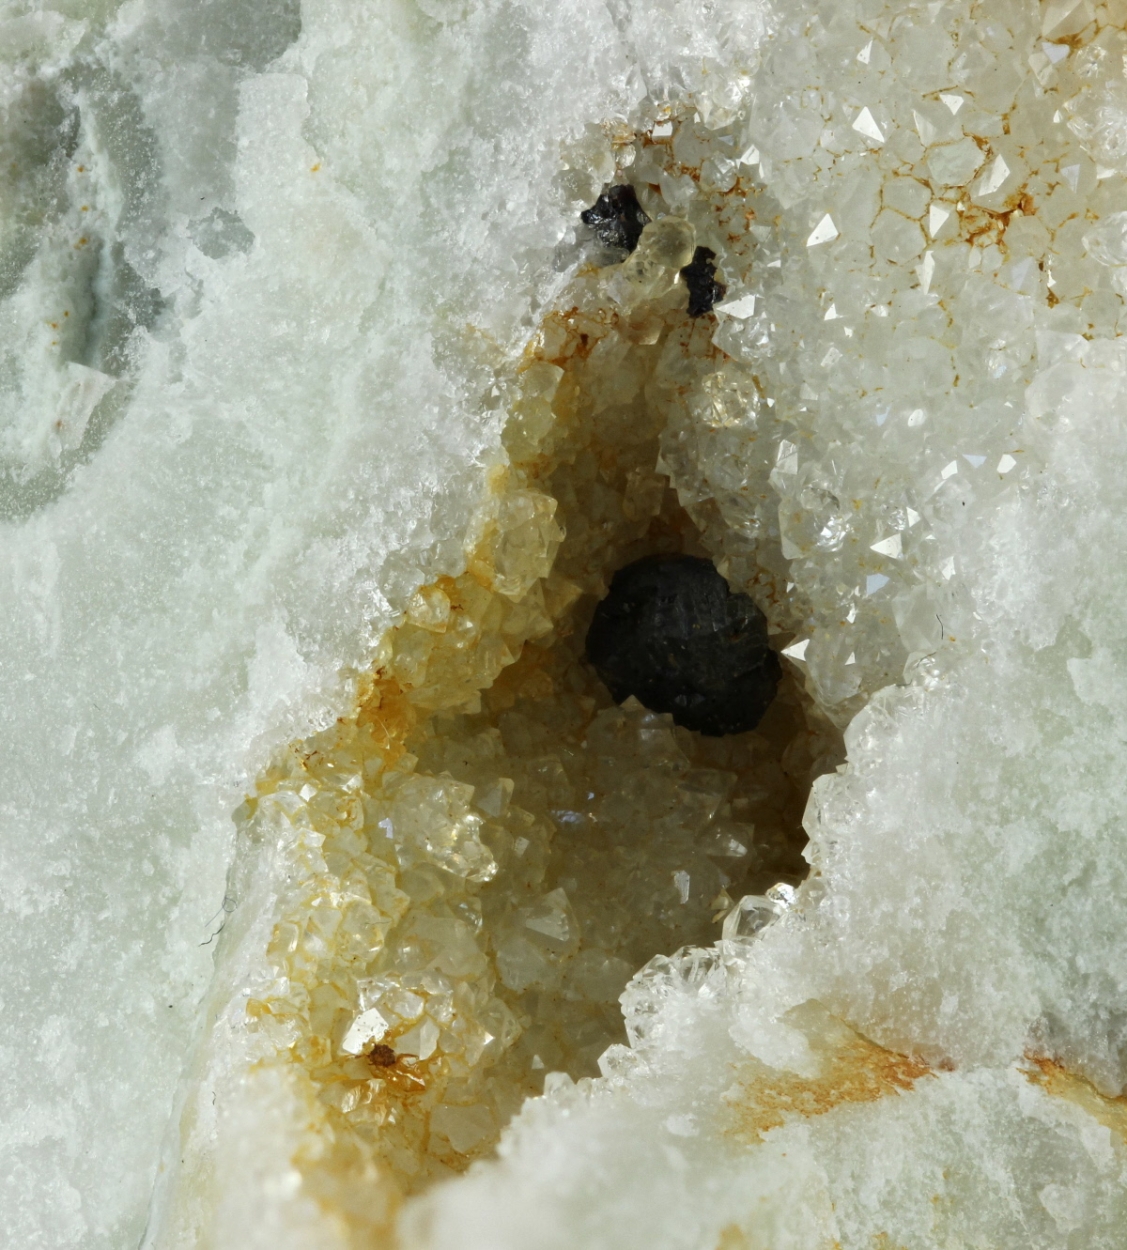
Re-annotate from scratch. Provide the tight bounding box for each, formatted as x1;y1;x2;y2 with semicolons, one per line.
586;555;781;736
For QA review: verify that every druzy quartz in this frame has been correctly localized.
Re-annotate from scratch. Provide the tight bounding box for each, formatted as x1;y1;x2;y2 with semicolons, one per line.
12;0;1127;1245
586;556;781;736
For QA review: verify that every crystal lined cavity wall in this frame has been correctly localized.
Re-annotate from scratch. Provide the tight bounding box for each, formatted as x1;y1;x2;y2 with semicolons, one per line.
225;177;841;1221
184;0;1127;1231
155;2;1127;1247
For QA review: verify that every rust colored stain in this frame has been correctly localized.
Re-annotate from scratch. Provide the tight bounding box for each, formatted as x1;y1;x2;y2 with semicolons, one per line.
537;306;621;366
356;675;418;761
726;1010;931;1142
1024;1054;1127;1140
365;1044;429;1094
956;190;1037;250
355;574;491;757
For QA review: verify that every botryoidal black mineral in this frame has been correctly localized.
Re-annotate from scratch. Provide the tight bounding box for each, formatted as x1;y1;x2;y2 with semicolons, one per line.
580;184;650;254
586;555;781;736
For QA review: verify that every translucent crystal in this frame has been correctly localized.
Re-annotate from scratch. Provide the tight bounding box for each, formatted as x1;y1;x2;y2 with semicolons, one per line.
1083;211;1127;267
927;138;985;186
806;214;838;247
721;893;783;942
339;1007;389;1056
765;882;797;908
611;216;695;305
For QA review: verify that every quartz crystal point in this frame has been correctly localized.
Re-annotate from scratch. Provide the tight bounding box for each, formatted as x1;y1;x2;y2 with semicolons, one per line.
585;555;780;736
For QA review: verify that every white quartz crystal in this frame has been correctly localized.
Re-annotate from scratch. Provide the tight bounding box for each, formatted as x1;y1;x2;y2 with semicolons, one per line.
7;0;1127;1246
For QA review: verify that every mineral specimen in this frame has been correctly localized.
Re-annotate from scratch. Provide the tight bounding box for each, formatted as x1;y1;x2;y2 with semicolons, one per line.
580;184;650;254
11;0;1127;1244
679;246;726;317
586;555;780;736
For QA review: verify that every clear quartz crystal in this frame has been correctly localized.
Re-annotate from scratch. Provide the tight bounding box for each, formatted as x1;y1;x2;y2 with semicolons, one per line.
721;893;784;942
610;217;696;305
765;881;797;908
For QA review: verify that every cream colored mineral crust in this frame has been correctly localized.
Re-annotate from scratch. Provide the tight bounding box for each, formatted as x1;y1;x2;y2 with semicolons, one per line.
151;0;1127;1247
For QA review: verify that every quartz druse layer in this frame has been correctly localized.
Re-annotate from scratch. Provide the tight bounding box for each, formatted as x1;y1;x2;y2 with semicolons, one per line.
5;0;1127;1247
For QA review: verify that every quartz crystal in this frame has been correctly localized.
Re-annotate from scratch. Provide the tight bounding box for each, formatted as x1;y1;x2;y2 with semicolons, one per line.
7;0;1127;1247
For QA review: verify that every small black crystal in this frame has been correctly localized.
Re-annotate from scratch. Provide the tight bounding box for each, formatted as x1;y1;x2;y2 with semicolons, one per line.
680;246;726;317
586;555;781;736
580;184;650;254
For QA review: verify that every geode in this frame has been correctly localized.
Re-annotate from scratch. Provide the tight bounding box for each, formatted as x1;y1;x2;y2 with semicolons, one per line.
585;554;781;736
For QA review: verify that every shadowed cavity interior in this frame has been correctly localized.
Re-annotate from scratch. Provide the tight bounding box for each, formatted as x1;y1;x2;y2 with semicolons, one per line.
234;184;843;1214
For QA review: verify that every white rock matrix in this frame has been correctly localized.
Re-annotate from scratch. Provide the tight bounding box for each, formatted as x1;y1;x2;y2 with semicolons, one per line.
4;0;1127;1248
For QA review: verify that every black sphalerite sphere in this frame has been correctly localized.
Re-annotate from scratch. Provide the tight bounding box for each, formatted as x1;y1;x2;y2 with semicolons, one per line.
585;555;781;736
